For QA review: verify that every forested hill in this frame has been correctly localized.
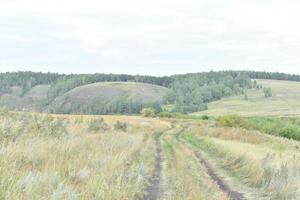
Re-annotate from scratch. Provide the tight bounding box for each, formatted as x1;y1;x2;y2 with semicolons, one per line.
0;71;299;114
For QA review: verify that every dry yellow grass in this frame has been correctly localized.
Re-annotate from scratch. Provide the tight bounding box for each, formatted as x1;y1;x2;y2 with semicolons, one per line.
1;111;300;200
184;120;300;199
0;111;170;200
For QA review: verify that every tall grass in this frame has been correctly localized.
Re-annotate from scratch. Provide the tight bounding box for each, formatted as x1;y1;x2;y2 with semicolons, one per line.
0;111;169;199
183;123;300;199
161;128;229;200
218;115;300;140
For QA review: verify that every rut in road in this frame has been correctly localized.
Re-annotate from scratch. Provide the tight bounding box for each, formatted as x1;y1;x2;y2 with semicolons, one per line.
176;128;246;200
140;133;163;200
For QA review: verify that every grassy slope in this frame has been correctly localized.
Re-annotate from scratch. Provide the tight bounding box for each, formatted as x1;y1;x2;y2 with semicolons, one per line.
0;85;50;111
196;79;300;117
49;82;169;111
0;82;169;113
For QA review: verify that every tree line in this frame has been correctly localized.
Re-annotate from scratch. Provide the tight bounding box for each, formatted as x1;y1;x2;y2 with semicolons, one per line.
0;71;60;95
167;72;253;113
0;70;299;114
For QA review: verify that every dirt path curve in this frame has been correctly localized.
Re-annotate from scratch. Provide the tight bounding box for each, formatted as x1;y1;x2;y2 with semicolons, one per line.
140;133;164;200
176;128;246;200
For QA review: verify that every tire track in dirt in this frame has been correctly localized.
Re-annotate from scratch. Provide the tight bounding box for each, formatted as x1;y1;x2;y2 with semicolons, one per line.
140;133;164;200
176;127;246;200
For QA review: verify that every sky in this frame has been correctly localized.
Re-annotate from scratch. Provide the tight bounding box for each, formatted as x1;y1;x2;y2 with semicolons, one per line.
0;0;300;76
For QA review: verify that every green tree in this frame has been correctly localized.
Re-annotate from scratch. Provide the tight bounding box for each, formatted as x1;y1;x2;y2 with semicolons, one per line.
264;88;272;98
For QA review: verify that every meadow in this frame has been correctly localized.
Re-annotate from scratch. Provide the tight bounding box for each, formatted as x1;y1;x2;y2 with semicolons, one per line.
197;79;300;117
1;110;299;200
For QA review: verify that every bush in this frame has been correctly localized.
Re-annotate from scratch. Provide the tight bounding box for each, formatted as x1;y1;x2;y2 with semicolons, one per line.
201;115;210;120
141;108;156;117
264;87;272;98
87;118;108;132
47;117;69;137
114;121;127;132
217;115;242;127
29;115;69;137
157;111;183;118
278;126;300;140
219;116;300;141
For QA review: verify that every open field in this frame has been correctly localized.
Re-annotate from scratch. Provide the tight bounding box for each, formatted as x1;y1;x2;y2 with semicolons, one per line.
196;79;300;117
1;111;300;199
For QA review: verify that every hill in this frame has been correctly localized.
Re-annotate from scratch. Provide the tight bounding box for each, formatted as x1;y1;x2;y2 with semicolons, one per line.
0;71;300;114
48;82;169;114
196;79;300;117
0;85;50;111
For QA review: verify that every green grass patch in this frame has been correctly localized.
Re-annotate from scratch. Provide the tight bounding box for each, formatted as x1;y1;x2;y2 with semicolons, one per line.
181;132;201;148
162;139;175;157
217;115;300;140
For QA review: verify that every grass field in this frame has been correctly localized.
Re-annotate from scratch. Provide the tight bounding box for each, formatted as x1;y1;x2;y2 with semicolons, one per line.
196;79;300;117
1;110;299;200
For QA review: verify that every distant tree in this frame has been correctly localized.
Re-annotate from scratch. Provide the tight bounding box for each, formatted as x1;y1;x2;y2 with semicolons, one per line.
244;94;248;100
223;87;233;96
264;88;272;98
253;80;257;88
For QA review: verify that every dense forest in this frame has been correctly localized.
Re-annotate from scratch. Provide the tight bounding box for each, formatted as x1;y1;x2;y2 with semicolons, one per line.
0;72;60;95
0;71;299;114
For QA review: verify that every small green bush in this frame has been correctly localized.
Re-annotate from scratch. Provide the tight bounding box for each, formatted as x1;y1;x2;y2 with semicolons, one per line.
278;126;300;140
217;115;242;127
201;115;210;120
157;111;183;118
87;118;108;132
29;115;69;137
218;116;300;141
264;87;272;98
141;108;156;117
113;121;127;132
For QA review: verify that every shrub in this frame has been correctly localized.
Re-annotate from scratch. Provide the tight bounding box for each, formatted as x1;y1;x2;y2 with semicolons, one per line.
87;118;108;132
141;108;156;117
29;115;69;137
201;115;210;120
278;126;300;140
157;111;183;118
264;87;272;98
0;119;21;142
158;111;173;118
220;116;300;141
47;117;69;137
217;115;242;127
114;121;127;132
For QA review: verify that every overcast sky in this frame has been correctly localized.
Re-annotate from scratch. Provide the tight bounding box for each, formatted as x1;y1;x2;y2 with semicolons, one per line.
0;0;300;75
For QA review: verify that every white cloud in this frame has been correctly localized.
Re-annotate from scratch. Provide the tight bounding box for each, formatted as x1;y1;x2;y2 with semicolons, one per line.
0;0;300;75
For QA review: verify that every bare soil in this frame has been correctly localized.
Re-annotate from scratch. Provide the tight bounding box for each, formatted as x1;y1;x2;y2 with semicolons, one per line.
140;133;164;200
